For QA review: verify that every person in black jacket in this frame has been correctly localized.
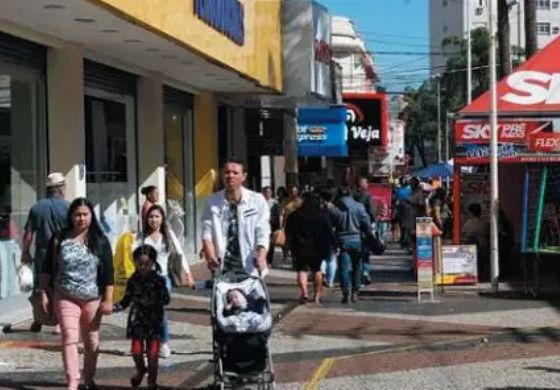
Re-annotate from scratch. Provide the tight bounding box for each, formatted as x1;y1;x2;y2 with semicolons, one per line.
286;192;335;304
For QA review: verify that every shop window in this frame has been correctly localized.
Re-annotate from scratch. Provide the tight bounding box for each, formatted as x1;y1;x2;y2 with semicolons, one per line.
85;96;127;183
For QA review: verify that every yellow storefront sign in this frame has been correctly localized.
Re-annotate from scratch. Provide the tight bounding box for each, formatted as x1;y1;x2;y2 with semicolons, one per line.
89;0;283;92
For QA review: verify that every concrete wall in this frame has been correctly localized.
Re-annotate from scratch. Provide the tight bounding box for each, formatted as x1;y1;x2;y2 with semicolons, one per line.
47;46;85;200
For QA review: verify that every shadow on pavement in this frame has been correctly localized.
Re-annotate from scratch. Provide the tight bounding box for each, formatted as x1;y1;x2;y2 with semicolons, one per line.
525;365;560;374
485;388;558;390
167;307;210;315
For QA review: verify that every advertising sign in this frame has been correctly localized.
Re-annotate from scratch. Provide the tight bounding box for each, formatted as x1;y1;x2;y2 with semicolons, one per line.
461;36;560;115
389;119;406;166
368;184;392;221
436;245;478;285
344;93;388;157
454;118;560;164
416;217;434;300
311;2;332;98
297;106;347;157
193;0;245;45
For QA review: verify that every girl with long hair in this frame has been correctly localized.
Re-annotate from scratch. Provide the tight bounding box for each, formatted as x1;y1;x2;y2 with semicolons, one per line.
39;197;114;390
135;204;193;358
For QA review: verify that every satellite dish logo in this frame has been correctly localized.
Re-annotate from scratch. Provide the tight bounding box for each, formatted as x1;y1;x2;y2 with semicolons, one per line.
346;103;364;124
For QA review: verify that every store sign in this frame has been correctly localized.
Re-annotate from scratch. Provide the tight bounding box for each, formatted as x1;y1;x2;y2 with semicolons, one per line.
528;133;560;152
311;2;332;97
502;71;560;105
297;106;347;157
344;93;388;157
454;120;551;144
194;0;245;45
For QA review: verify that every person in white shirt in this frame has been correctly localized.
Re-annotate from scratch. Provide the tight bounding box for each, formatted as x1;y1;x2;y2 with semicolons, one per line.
134;204;193;359
201;159;270;275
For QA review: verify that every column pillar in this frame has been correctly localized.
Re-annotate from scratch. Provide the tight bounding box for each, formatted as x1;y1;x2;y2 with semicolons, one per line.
283;109;298;186
136;74;166;205
47;46;85;199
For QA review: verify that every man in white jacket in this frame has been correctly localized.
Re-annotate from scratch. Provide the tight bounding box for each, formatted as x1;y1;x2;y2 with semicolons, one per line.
201;158;270;275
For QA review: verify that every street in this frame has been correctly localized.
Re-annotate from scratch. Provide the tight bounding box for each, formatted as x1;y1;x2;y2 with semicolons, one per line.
2;247;560;389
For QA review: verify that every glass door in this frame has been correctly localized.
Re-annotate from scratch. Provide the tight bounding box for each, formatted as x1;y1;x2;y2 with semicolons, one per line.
164;105;196;256
85;88;136;245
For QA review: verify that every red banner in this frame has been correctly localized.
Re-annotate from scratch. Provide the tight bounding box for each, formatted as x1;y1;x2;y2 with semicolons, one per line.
528;133;560;153
368;184;392;221
454;120;550;144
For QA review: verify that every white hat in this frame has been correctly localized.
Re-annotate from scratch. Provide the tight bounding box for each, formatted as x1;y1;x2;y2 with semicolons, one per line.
46;172;66;188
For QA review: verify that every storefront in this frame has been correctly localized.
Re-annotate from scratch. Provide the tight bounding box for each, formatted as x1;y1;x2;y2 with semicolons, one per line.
0;31;47;299
0;0;282;300
454;35;560;282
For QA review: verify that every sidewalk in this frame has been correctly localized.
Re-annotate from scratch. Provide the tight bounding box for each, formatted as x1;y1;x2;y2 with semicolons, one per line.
1;253;560;389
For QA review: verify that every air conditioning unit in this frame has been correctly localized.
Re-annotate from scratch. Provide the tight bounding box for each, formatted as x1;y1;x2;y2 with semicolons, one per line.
475;7;484;15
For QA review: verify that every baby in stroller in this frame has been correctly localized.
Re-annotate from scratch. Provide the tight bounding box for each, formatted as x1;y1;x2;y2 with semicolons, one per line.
223;289;266;318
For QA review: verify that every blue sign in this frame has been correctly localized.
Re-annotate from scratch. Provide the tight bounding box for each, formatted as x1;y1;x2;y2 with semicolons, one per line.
194;0;245;45
297;106;347;157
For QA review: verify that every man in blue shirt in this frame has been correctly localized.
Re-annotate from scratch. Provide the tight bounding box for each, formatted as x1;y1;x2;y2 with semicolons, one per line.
22;172;69;332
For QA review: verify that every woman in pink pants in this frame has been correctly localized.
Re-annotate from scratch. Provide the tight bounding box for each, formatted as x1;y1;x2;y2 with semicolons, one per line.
39;198;114;390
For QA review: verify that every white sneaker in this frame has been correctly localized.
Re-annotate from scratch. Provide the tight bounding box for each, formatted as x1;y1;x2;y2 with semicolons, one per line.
159;343;171;359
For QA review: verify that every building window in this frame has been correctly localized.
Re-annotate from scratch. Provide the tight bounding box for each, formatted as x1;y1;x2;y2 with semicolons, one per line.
537;0;551;9
443;25;448;33
443;0;447;6
478;0;485;6
553;26;560;34
553;1;559;8
537;22;552;35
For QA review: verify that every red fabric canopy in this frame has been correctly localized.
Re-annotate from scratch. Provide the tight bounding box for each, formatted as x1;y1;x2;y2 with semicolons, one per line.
461;35;560;115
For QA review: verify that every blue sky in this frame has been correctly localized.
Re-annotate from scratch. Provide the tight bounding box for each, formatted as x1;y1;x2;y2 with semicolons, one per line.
320;0;430;91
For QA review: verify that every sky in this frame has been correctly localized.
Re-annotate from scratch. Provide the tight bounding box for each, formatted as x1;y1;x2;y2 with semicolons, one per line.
320;0;431;91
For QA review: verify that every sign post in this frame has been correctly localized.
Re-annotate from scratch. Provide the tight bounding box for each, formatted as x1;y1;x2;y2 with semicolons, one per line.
416;217;435;301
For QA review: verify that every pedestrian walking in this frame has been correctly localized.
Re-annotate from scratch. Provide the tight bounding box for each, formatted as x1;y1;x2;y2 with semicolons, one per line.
136;204;193;359
141;186;160;227
354;177;375;285
280;185;303;262
327;187;371;304
262;186;281;265
113;244;170;390
39;197;114;390
201;158;270;275
319;187;338;288
22;172;69;333
285;192;335;304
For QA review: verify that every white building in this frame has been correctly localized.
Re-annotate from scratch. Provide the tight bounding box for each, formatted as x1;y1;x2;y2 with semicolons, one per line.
332;16;376;92
430;0;560;74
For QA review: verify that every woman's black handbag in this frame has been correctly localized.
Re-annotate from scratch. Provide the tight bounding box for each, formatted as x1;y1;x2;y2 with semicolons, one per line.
365;231;385;255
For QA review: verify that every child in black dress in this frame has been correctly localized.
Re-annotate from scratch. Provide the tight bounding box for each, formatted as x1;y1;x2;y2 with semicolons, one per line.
114;244;170;390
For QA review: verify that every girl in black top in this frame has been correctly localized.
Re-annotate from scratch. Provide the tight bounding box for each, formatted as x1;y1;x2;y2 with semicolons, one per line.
114;245;170;390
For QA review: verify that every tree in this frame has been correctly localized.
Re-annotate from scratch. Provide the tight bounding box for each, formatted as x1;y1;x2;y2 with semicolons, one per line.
498;0;511;78
524;0;537;58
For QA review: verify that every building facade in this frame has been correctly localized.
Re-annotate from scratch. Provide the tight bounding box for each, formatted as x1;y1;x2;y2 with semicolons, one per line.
0;0;282;300
430;0;560;73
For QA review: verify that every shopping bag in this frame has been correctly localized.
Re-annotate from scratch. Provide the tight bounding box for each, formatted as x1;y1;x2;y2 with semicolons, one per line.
167;229;193;287
272;229;285;247
18;264;33;292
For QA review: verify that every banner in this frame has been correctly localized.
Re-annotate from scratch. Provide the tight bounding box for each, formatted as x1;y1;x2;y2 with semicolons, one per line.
454;118;560;164
436;245;478;285
297;106;347;157
368;184;392;221
416;217;434;297
311;2;332;99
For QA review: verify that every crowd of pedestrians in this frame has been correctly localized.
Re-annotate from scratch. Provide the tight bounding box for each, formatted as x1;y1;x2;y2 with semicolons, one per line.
17;161;460;389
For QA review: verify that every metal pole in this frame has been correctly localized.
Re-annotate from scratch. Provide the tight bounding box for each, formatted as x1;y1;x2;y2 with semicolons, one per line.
445;112;450;162
517;1;522;64
467;0;472;103
488;0;500;292
436;74;442;162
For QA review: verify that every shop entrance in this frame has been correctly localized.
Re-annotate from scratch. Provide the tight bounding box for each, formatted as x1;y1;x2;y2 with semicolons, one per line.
85;89;137;241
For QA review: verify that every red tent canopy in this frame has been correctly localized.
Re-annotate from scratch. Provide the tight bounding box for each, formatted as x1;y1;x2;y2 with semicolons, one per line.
461;35;560;116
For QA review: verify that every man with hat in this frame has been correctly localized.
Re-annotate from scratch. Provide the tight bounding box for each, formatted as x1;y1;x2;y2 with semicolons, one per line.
22;172;69;332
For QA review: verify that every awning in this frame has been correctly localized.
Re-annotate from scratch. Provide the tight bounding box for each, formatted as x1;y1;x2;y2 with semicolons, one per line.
412;162;453;179
461;35;560;116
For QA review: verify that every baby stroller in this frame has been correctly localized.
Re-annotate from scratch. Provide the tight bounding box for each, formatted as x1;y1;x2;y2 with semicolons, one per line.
211;270;275;389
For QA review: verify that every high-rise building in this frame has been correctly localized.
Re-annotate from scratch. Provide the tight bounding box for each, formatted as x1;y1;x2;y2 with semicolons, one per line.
429;0;560;74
